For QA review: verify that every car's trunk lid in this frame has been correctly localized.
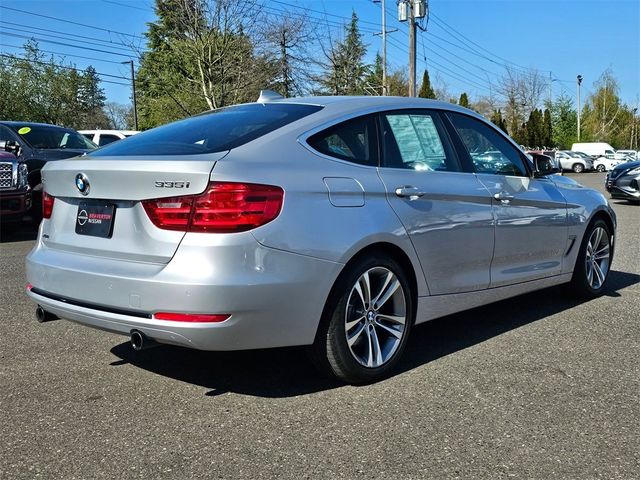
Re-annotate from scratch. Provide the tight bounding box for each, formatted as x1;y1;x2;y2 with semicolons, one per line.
40;153;226;263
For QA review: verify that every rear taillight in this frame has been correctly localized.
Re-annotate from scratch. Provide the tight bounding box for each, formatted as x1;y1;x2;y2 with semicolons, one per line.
142;182;283;233
42;191;55;219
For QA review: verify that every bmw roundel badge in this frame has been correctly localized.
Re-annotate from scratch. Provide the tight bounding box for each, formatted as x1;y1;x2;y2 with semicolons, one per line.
75;173;90;196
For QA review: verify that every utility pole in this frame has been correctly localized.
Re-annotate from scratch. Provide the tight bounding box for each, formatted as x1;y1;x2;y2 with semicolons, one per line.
382;0;387;95
398;1;426;97
122;60;138;130
577;74;583;141
408;7;416;97
548;71;552;108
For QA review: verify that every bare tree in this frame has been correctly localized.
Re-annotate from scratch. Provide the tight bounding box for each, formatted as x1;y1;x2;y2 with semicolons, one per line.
104;102;133;130
497;67;547;133
170;0;268;109
264;15;314;97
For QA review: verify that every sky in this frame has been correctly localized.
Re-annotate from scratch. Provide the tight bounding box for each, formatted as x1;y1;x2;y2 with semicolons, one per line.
0;0;638;110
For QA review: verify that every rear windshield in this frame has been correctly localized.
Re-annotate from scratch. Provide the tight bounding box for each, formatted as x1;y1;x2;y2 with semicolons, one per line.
90;103;323;156
10;125;97;150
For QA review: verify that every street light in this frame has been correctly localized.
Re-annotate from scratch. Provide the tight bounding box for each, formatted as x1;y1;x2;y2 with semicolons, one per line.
577;74;583;141
121;60;138;131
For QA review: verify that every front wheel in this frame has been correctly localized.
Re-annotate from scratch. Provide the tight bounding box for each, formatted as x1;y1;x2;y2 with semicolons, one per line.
570;219;612;297
572;163;585;173
596;164;606;173
310;255;414;384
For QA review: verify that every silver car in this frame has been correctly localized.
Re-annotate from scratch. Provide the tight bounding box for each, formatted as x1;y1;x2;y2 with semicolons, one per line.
26;95;616;384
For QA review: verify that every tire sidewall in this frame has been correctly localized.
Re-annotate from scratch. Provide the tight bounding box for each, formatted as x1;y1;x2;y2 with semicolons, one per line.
572;219;611;297
321;255;414;384
573;163;584;173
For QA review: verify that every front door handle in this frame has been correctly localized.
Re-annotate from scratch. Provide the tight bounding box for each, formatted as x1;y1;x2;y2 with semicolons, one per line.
395;186;425;200
494;192;515;204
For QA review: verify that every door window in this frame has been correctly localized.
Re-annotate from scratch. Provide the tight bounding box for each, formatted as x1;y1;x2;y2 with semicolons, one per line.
98;134;121;146
447;113;528;176
381;112;458;171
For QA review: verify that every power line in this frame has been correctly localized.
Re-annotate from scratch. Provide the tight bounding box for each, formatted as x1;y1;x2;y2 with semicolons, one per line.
429;13;546;73
0;31;136;58
0;42;137;65
0;53;131;86
9;22;144;52
4;26;140;54
0;5;145;40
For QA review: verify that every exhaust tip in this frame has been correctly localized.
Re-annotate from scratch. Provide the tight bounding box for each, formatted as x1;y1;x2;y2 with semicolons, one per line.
36;305;59;323
130;330;158;351
130;330;144;351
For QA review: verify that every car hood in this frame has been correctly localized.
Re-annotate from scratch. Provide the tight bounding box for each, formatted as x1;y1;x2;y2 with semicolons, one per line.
613;160;640;171
32;148;92;160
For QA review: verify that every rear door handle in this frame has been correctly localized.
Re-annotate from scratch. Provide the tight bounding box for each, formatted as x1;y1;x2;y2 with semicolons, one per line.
395;186;425;199
493;192;515;204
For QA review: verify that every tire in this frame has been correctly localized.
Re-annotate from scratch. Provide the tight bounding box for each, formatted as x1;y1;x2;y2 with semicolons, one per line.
570;219;612;298
309;254;414;384
596;164;606;173
572;163;585;173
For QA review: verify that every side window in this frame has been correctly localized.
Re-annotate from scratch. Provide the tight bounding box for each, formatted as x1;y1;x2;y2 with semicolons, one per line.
381;112;458;171
99;134;121;146
307;115;378;167
448;112;528;176
0;126;13;149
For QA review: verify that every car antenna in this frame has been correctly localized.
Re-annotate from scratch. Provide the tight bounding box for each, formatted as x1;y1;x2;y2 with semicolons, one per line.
257;90;284;103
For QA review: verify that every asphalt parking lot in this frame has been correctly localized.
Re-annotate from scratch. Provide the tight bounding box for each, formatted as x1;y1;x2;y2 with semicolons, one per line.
1;172;638;479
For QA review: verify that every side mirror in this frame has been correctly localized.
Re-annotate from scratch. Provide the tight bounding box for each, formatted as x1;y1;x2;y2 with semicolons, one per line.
4;140;21;157
532;154;560;177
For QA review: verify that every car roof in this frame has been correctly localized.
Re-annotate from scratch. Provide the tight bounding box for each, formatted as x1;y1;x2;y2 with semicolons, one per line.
270;95;480;115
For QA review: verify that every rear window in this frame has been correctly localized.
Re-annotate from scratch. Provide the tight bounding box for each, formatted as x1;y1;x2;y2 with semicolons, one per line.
90;103;322;156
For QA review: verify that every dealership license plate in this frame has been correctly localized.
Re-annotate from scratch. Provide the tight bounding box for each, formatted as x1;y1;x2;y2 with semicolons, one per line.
75;201;116;238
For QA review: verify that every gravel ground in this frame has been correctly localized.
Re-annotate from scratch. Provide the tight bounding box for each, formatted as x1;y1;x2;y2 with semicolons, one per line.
1;172;638;479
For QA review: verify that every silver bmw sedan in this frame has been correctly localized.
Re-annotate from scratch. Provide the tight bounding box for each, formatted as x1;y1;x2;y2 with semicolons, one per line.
26;95;616;384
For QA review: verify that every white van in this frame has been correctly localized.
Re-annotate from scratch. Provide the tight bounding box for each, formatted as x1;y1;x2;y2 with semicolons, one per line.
571;142;616;158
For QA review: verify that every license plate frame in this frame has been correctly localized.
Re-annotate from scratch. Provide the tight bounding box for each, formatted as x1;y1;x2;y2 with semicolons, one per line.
75;201;116;238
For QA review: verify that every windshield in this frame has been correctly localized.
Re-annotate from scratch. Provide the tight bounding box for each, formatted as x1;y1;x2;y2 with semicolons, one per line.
90;103;323;157
11;125;97;150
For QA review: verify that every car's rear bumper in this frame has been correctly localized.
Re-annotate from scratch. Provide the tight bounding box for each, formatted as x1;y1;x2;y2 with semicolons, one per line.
26;232;342;350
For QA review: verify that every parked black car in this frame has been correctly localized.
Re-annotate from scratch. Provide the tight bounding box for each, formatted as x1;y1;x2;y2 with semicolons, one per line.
605;160;640;203
0;122;96;218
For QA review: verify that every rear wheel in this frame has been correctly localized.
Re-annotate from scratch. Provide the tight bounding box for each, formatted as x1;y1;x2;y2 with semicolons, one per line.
572;163;585;173
310;255;414;384
596;164;606;173
570;219;612;297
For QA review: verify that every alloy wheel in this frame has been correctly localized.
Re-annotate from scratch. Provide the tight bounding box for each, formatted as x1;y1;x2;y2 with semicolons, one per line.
596;165;606;172
585;226;610;290
344;267;407;368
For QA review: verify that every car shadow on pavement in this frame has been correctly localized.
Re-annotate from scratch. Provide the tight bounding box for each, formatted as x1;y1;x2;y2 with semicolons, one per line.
110;269;639;398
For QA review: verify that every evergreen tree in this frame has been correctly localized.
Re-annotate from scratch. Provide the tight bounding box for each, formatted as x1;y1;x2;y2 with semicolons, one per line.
364;53;383;95
551;94;577;149
418;69;436;99
320;11;368;95
458;92;469;108
490;109;508;134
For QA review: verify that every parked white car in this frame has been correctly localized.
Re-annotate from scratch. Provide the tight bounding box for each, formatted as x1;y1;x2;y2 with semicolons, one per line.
79;129;139;147
616;150;638;161
555;150;593;173
593;156;622;172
